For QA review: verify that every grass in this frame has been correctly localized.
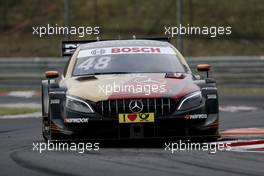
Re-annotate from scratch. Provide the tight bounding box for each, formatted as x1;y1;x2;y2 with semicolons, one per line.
0;107;41;116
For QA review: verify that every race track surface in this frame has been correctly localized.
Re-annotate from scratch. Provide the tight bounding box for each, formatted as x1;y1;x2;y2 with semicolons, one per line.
0;95;264;176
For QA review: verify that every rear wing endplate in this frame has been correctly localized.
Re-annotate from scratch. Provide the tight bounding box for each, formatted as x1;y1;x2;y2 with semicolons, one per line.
62;40;97;56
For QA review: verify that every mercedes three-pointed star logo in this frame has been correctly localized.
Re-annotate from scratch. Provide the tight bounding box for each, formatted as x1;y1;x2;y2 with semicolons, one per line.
129;100;143;113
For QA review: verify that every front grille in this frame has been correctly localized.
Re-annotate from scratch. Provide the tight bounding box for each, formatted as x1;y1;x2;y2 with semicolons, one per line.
96;98;178;118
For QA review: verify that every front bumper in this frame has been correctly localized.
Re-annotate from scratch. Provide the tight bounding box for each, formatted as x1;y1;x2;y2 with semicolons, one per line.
50;95;219;139
52;113;219;140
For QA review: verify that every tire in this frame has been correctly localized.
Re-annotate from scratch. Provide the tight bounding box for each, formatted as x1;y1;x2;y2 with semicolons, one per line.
42;116;49;141
41;81;65;141
42;113;64;141
42;103;63;141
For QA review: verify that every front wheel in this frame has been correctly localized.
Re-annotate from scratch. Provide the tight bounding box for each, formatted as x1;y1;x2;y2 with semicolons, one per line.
42;116;49;141
42;110;63;141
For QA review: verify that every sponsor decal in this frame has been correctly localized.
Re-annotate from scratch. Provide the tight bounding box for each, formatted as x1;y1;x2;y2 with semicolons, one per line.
78;46;175;58
165;72;185;79
50;99;60;104
64;118;89;123
185;114;207;120
90;48;106;55
207;94;217;99
112;47;161;53
118;113;154;123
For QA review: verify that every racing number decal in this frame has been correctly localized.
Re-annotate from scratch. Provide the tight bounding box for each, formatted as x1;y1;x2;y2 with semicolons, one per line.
94;56;111;69
77;56;111;70
77;57;95;70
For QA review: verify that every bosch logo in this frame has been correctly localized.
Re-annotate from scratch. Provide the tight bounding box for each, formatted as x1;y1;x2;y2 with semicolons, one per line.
112;47;161;53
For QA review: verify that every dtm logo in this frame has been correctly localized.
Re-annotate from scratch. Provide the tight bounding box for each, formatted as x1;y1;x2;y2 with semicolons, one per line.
91;49;106;55
129;100;143;113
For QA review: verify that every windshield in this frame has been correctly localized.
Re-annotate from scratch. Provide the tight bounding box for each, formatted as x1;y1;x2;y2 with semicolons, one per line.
72;46;186;76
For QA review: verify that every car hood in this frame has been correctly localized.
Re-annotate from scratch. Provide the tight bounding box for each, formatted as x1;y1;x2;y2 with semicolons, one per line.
62;73;200;102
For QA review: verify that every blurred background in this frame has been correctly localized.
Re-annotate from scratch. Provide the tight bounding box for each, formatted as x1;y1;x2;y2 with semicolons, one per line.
0;0;263;94
0;0;263;56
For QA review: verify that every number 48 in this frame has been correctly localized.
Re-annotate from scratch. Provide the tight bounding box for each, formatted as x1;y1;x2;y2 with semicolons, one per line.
77;56;111;70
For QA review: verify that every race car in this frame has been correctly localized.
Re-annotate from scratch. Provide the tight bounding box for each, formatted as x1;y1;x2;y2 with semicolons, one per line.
42;37;219;141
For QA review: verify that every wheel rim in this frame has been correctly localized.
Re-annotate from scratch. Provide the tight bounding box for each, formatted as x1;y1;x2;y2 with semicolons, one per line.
42;118;50;140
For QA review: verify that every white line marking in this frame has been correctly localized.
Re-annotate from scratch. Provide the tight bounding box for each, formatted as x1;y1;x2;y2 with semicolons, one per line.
8;91;36;98
0;103;41;108
219;106;258;112
0;112;41;119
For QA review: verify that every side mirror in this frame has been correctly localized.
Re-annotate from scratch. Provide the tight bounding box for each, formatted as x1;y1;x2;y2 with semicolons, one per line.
197;64;210;77
45;71;59;79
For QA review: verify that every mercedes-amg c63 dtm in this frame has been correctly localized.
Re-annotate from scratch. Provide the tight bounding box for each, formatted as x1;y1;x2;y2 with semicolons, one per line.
42;38;219;141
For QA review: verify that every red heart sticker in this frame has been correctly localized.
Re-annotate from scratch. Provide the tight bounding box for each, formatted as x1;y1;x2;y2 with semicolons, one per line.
128;114;137;121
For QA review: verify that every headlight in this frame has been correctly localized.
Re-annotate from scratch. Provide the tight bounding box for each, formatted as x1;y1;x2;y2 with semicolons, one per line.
65;95;94;113
177;91;202;111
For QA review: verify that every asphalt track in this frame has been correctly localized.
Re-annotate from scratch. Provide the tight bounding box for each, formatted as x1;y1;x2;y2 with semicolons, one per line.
0;95;264;176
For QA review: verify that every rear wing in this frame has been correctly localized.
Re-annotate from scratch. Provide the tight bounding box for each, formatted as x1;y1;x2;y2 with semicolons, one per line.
61;37;170;56
62;40;97;56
